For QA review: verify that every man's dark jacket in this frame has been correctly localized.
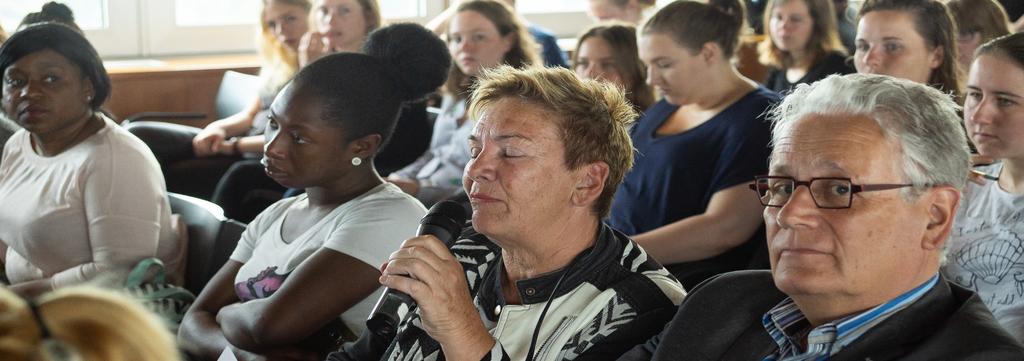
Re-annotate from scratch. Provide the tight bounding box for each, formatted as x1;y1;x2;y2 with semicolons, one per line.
619;270;1024;361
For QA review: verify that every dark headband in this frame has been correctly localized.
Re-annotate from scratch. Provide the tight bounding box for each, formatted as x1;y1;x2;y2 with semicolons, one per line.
28;301;52;339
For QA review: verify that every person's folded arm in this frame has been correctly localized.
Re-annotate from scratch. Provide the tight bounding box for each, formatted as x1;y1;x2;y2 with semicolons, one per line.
179;261;245;360
217;248;382;351
179;261;327;361
632;183;765;265
9;278;54;298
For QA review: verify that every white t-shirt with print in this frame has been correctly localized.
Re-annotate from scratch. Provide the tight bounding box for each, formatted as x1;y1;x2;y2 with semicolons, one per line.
229;183;426;333
943;162;1024;341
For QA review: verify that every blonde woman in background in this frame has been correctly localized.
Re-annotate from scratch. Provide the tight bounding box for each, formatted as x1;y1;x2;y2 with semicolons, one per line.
0;286;178;361
573;22;655;112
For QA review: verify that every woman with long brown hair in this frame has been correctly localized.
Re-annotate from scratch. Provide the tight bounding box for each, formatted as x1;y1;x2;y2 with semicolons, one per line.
855;0;963;100
573;23;655;111
759;0;853;93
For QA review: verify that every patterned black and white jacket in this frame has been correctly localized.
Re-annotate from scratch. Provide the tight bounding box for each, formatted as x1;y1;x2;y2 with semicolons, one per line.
377;223;686;361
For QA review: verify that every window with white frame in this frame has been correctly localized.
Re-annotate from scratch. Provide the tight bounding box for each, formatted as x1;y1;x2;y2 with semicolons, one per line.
0;0;107;31
515;0;589;38
0;0;439;58
0;0;631;59
516;0;585;13
142;0;435;57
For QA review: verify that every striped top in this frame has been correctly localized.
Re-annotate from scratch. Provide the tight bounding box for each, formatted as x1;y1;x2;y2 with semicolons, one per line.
761;273;940;361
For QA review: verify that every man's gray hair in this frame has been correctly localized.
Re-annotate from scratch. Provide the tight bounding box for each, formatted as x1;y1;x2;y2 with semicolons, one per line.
769;73;971;195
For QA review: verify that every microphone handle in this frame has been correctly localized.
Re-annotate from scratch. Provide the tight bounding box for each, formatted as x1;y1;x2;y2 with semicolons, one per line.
366;225;458;338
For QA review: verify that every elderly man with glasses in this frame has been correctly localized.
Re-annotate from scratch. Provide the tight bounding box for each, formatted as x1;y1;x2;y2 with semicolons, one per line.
620;74;1024;360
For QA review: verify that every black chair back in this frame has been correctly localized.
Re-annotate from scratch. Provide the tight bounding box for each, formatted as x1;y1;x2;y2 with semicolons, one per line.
168;193;245;294
214;70;260;119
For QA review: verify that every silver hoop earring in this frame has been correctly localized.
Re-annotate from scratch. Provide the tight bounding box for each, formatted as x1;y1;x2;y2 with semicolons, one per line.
351;157;362;166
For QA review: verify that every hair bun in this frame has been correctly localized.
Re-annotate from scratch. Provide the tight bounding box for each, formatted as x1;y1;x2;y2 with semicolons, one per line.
708;0;745;23
362;23;451;102
41;2;75;21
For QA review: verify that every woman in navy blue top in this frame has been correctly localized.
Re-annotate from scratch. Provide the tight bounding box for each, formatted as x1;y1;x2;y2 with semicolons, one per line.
610;0;781;289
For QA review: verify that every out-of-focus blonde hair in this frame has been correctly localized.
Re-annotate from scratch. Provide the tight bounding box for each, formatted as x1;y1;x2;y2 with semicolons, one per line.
0;286;179;361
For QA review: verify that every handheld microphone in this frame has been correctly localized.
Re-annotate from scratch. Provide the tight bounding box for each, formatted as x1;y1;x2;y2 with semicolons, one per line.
366;200;468;339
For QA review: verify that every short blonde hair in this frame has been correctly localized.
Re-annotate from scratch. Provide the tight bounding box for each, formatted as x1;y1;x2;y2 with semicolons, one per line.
469;66;637;217
0;286;179;361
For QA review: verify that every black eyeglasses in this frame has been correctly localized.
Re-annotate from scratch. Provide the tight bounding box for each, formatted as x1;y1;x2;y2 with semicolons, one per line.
748;176;918;209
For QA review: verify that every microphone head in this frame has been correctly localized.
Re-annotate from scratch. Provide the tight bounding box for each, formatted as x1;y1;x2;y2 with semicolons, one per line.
420;200;468;241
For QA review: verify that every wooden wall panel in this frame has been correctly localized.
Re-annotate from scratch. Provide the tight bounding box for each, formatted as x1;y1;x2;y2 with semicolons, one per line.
737;34;769;84
104;54;260;128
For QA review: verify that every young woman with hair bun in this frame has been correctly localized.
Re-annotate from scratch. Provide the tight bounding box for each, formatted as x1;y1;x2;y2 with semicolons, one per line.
178;23;451;360
610;0;782;290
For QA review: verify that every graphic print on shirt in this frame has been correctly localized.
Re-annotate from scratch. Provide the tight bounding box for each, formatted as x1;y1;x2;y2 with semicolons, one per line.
950;214;1024;310
235;266;289;301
